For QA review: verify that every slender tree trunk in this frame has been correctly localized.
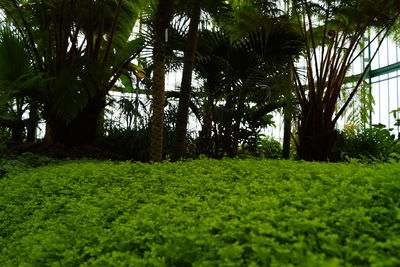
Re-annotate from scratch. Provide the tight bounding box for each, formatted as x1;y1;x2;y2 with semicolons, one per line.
150;0;174;162
282;89;293;159
199;98;214;157
26;101;39;142
44;123;53;144
171;0;201;161
282;106;291;159
231;86;248;157
220;92;235;158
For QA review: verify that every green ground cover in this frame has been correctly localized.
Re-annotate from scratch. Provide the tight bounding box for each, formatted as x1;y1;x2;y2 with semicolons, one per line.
0;158;399;266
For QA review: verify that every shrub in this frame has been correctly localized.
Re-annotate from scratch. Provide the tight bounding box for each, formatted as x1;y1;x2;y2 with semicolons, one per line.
96;127;151;161
256;135;282;159
0;152;54;178
1;159;400;266
0;127;9;151
98;127;198;161
332;124;399;162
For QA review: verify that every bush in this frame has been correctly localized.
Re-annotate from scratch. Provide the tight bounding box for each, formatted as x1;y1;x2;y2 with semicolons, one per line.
1;159;400;266
0;152;54;178
332;124;400;162
256;135;282;159
98;127;198;161
239;135;282;159
0;127;9;152
96;127;151;161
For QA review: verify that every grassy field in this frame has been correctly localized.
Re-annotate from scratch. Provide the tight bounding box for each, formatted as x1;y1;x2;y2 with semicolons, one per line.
1;158;399;266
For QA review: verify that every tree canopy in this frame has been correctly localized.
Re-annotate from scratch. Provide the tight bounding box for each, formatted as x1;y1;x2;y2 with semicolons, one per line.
0;0;399;162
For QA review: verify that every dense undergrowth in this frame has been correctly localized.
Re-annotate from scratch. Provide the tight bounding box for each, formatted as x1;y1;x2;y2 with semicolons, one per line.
0;152;55;179
1;158;399;266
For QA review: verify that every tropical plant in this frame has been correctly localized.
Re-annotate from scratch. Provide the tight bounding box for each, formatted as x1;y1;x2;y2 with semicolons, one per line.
254;134;283;159
192;2;302;158
0;24;39;144
390;107;400;138
0;0;147;146
332;123;400;162
170;0;204;161
289;0;400;161
150;0;175;162
171;0;231;161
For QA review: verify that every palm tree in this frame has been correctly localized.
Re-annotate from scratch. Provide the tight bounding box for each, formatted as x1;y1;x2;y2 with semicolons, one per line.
192;20;301;157
289;0;400;161
0;0;147;146
194;31;230;157
170;0;202;161
150;0;175;162
0;25;36;144
170;0;232;161
190;0;302;158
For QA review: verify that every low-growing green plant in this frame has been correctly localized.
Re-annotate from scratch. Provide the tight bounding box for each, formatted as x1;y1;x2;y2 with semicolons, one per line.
1;159;400;266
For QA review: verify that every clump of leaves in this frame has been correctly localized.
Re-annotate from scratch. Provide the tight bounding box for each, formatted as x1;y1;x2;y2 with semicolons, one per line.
0;152;54;178
254;134;282;159
332;124;399;162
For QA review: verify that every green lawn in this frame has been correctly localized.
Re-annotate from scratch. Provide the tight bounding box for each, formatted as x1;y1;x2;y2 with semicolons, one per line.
1;158;399;266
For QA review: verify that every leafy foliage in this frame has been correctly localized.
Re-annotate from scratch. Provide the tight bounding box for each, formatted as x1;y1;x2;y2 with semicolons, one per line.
332;124;400;162
96;127;151;162
255;135;283;159
0;24;39;143
0;152;53;178
1;159;400;266
290;0;400;161
340;81;374;127
0;0;147;146
193;16;302;158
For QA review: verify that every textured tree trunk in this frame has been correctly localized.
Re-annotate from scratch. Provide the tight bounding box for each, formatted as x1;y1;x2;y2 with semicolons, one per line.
171;0;201;161
26;101;39;142
46;92;106;147
282;105;291;159
199;99;214;157
222;93;235;158
283;65;294;159
231;85;249;157
10;122;24;144
150;0;174;162
297;107;337;161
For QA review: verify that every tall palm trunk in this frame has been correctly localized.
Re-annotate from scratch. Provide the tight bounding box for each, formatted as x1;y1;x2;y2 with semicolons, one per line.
231;85;249;157
199;98;214;157
220;92;235;158
171;0;201;161
150;0;174;162
282;73;294;159
282;105;291;159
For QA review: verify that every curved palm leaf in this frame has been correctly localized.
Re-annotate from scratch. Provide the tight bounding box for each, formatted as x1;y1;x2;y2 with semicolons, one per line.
0;0;147;125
